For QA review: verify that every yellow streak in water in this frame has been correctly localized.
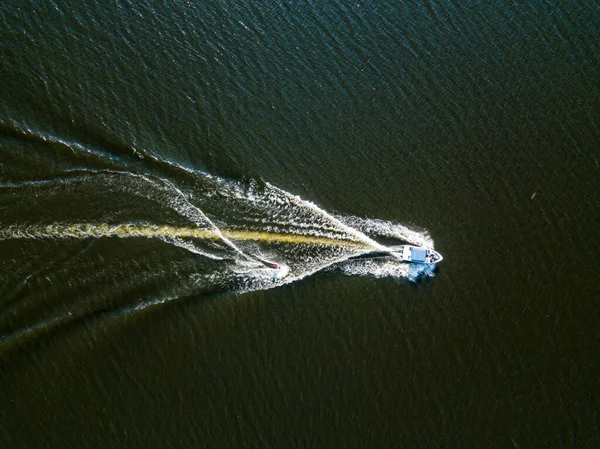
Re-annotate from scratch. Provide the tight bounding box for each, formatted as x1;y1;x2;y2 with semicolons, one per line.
1;223;372;249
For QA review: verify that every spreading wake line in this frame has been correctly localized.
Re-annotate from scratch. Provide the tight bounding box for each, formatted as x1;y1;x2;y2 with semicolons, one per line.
0;223;373;249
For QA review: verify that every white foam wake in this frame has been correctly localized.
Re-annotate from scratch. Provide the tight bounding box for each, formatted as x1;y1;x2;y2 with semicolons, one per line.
337;215;434;248
331;258;437;282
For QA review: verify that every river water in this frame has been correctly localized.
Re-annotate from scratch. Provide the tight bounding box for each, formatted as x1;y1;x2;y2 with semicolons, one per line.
1;1;599;446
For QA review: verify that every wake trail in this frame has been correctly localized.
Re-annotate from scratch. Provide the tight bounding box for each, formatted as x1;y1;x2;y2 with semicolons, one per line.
0;223;373;249
0;125;441;355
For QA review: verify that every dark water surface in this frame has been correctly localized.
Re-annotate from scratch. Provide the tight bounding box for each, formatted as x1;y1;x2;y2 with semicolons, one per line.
1;0;599;447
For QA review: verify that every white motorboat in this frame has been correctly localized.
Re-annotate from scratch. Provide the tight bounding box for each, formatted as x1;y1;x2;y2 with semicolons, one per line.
392;245;443;264
351;245;443;264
